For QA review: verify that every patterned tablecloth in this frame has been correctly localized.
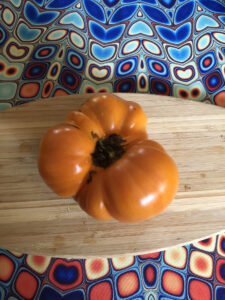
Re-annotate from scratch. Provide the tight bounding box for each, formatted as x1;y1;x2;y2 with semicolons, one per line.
0;235;225;300
0;0;225;299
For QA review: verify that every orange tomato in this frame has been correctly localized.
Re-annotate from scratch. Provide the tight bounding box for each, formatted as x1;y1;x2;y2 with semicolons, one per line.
38;93;179;223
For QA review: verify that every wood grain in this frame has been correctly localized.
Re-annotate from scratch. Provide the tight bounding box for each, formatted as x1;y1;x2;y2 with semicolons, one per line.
0;93;225;258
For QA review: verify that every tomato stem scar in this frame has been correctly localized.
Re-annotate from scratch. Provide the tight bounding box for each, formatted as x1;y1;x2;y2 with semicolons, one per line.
91;134;126;169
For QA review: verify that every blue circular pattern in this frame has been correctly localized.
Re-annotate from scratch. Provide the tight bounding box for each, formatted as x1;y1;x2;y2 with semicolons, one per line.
143;263;157;288
53;264;79;285
115;77;136;92
150;78;171;95
198;51;217;74
32;44;59;61
50;65;59;77
24;63;49;79
116;57;138;77
59;68;81;92
67;49;85;72
203;70;224;93
147;58;170;78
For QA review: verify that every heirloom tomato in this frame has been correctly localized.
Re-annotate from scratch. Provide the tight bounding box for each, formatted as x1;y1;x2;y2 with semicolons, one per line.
38;94;179;223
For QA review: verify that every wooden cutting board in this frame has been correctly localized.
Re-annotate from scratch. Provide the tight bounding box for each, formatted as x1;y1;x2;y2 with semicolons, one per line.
0;93;225;258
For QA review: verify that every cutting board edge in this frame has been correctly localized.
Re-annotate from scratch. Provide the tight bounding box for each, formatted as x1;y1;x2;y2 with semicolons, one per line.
1;93;221;114
0;230;222;259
